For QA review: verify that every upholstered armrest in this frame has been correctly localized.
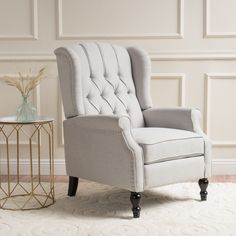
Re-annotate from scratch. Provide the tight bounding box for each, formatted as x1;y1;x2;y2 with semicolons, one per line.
65;115;131;132
143;108;212;177
143;108;202;132
63;115;144;192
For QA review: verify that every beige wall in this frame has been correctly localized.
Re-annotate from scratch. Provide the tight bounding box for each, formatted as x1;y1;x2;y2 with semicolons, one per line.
0;0;236;175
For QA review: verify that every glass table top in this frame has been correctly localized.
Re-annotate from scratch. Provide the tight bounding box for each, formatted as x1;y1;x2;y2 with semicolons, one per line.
0;116;54;124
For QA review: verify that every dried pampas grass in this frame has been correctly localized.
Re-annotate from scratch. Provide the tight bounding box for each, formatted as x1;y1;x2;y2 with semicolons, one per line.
3;67;46;97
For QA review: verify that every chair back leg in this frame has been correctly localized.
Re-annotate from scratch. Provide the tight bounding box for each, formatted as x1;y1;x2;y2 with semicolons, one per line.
68;176;79;196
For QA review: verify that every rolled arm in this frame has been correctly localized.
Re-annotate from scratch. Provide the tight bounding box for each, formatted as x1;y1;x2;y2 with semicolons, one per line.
143;108;201;132
65;115;131;132
143;108;212;177
63;115;144;192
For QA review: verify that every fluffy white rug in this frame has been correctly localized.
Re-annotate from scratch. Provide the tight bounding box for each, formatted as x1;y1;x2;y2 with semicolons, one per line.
0;181;236;236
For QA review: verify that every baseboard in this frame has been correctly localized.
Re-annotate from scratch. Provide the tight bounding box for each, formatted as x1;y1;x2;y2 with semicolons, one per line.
0;158;235;176
212;159;236;175
0;159;66;175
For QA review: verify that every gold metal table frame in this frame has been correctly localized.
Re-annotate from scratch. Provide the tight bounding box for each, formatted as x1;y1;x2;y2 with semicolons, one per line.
0;116;54;210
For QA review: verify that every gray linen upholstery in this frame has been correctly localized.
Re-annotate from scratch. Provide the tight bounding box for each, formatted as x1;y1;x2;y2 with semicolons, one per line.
55;43;211;192
127;47;153;110
63;115;144;192
132;128;204;164
55;43;144;128
143;108;212;177
144;156;205;188
143;108;195;131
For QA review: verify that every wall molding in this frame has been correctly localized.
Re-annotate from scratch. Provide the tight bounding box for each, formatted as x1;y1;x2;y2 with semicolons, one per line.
0;0;38;40
56;0;184;39
0;54;55;61
150;51;236;61
1;51;236;61
204;0;236;38
205;73;236;147
0;158;235;175
151;73;185;106
212;159;236;175
0;159;66;175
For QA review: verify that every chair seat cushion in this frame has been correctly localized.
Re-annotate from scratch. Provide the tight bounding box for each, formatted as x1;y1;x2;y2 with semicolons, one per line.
132;127;204;164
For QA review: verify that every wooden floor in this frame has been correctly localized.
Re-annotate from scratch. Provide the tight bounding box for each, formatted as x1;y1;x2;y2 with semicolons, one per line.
209;175;236;183
0;175;236;182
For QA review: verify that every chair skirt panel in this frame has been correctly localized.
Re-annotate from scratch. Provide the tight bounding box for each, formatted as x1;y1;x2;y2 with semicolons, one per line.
144;156;205;189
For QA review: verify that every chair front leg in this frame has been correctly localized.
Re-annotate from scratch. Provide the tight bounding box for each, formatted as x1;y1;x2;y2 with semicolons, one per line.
68;176;79;196
198;178;209;201
130;192;141;218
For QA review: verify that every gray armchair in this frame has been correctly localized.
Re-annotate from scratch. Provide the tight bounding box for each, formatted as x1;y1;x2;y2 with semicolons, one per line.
55;43;211;218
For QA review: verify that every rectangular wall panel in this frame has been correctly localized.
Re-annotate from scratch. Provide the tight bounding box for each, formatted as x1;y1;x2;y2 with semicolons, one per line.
205;0;236;37
205;74;236;146
0;0;38;39
151;73;185;107
57;0;184;39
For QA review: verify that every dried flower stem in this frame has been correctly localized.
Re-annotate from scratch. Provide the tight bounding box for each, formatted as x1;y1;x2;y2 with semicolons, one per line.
3;67;46;97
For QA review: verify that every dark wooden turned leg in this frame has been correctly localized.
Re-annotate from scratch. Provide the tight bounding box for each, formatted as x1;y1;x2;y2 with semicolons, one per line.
198;178;209;201
68;176;79;196
130;192;141;218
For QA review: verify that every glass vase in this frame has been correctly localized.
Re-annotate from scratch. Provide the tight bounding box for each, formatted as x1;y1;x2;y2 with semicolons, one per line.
16;96;37;122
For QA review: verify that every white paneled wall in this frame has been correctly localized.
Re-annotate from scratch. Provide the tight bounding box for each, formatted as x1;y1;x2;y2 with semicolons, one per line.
0;0;236;175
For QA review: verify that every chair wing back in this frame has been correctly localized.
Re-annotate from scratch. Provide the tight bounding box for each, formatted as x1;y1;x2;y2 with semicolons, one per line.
55;43;152;128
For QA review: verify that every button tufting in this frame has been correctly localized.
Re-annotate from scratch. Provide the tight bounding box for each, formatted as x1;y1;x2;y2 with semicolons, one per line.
101;91;105;97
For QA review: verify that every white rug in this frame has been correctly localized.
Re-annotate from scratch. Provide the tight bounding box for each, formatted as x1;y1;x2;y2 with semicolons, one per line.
0;181;236;236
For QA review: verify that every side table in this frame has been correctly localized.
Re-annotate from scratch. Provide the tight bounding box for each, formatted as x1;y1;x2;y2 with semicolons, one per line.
0;116;55;210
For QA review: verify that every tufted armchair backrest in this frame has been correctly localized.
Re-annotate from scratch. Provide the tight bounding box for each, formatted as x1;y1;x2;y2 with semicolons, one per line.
55;43;152;128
